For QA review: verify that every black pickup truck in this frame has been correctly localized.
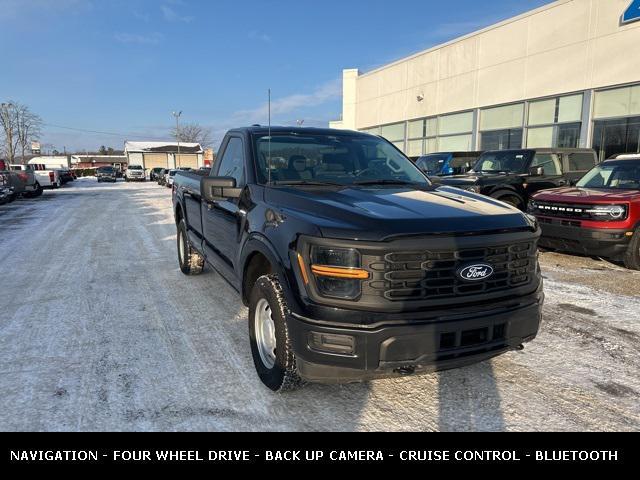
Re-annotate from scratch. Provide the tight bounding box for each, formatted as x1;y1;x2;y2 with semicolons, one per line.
172;127;543;391
433;148;598;210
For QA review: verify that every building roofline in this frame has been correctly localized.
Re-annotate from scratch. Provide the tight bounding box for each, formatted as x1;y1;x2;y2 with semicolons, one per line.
359;0;569;79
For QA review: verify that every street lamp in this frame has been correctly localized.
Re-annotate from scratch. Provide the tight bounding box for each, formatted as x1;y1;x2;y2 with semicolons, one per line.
172;111;182;168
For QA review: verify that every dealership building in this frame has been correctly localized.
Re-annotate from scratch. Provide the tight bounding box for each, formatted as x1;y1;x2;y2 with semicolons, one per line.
330;0;640;161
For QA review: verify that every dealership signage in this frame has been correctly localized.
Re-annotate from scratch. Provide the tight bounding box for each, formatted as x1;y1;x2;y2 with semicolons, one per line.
622;0;640;24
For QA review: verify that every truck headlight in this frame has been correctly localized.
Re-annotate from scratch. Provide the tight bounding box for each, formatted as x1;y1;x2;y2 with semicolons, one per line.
302;246;369;300
585;205;628;221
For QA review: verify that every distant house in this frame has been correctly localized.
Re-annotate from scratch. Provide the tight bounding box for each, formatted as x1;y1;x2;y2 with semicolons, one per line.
124;141;204;171
72;155;128;170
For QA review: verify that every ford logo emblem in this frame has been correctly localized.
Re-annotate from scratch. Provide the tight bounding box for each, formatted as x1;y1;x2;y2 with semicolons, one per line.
458;264;494;282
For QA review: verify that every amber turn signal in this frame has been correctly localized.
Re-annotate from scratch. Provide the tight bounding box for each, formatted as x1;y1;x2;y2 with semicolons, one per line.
297;253;310;284
310;265;370;279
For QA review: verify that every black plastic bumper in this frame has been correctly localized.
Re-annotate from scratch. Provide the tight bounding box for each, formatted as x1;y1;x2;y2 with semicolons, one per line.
287;289;543;383
538;222;631;260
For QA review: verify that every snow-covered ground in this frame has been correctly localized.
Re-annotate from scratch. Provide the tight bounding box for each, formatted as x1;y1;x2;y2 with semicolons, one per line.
0;179;638;431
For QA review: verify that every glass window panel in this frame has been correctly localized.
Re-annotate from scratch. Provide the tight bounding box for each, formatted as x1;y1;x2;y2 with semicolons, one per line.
426;118;438;137
439;112;473;136
531;153;562;175
425;138;438;153
380;123;405;142
361;127;380;135
480;103;524;130
556;123;581;148
438;134;472;151
408;120;425;139
527;127;554;148
558;94;583;123
407;139;424;157
481;129;523;150
528;99;556;126
631;85;640;116
594;87;632;119
567;153;596;172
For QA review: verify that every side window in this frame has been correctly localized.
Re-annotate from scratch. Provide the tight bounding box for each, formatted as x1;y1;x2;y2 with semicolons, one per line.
531;153;562;175
216;137;245;186
567;153;596;172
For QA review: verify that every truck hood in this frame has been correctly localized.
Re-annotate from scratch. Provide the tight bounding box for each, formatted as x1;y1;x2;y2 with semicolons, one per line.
267;185;532;241
532;187;640;203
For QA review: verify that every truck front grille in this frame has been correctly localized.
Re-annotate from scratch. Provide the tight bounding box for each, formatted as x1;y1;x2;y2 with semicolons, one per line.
532;202;593;220
365;241;536;302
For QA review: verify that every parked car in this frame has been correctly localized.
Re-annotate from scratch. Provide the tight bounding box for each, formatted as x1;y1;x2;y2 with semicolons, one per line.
96;166;118;183
530;154;640;270
172;126;543;391
165;169;178;188
434;148;598;210
0;173;13;205
57;168;74;184
28;164;62;189
125;165;146;182
6;164;44;198
150;167;165;181
415;152;483;177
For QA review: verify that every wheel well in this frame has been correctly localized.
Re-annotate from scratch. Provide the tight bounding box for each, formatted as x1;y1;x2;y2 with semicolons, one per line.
242;252;273;306
491;189;524;208
175;205;183;224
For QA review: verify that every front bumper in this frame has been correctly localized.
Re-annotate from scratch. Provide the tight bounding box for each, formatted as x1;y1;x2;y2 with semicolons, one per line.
288;288;543;383
538;221;632;260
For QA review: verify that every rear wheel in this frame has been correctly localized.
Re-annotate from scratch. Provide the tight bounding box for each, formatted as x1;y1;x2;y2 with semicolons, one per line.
249;275;304;392
623;228;640;270
177;219;204;275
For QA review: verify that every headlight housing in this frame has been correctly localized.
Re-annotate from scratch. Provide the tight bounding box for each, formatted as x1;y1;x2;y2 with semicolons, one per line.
297;245;369;301
584;205;628;221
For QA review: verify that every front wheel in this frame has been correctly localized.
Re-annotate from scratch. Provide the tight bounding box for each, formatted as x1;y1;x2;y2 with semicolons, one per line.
623;228;640;270
177;219;204;275
249;275;305;392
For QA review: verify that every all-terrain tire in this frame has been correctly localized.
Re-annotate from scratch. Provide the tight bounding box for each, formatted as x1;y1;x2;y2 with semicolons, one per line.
177;219;204;275
248;275;305;392
623;227;640;270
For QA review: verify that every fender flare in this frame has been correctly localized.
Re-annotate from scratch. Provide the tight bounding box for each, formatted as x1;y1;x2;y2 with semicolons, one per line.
239;234;299;309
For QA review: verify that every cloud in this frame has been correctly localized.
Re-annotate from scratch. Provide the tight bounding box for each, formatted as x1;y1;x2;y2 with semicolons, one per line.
161;4;194;23
115;32;163;45
231;79;342;125
248;31;272;43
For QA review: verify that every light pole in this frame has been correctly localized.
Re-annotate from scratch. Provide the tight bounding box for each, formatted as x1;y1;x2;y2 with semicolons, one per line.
172;111;182;168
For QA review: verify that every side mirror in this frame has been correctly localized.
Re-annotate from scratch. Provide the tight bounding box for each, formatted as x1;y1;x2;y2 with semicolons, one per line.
529;166;544;177
201;176;241;201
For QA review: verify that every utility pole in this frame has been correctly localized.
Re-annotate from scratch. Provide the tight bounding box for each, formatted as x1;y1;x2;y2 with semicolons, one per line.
172;111;182;168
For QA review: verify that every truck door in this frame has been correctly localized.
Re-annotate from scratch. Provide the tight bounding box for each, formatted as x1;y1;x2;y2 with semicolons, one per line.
201;136;246;278
525;152;565;196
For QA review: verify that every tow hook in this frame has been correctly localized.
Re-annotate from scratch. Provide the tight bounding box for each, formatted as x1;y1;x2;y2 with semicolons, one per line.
516;344;525;351
394;366;416;376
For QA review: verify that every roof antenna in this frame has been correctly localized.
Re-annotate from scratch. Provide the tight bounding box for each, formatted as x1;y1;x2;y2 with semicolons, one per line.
267;88;272;185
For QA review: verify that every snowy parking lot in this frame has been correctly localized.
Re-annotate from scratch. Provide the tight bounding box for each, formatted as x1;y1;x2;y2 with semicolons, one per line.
0;178;639;432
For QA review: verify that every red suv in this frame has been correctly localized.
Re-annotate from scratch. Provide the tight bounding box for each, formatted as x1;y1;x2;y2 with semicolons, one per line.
529;154;640;270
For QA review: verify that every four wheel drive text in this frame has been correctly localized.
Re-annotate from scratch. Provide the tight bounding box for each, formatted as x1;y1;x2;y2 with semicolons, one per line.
172;126;543;391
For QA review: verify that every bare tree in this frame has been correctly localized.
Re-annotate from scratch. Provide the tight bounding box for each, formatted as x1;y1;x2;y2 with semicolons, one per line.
0;102;19;163
170;122;213;148
15;103;43;163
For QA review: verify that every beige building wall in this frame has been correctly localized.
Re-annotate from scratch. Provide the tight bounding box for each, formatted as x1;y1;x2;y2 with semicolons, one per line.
337;0;640;131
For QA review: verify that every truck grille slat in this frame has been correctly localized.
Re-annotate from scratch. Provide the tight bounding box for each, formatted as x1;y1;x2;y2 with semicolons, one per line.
366;241;536;302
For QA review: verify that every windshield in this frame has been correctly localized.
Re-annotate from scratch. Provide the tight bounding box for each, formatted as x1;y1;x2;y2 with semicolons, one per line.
129;165;143;170
473;150;533;174
576;160;640;190
416;154;448;175
253;133;430;187
98;167;114;173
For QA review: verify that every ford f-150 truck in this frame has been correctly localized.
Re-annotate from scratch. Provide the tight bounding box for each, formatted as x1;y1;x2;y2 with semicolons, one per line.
530;154;640;270
173;127;543;391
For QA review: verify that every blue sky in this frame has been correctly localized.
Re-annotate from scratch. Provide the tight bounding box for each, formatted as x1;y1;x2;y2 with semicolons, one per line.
0;0;551;152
